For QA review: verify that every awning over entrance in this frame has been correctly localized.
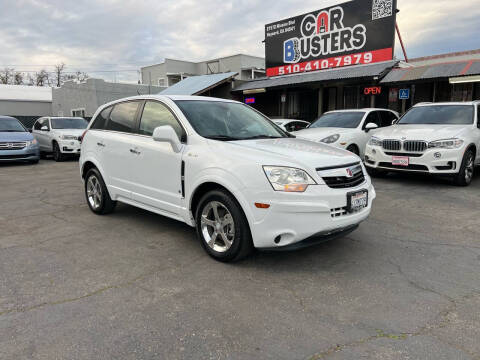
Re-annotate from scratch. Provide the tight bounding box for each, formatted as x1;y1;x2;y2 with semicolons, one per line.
232;61;398;93
160;72;238;95
380;60;480;84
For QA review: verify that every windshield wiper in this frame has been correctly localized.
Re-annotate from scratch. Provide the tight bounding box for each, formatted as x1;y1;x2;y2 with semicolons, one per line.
241;135;285;140
204;135;241;141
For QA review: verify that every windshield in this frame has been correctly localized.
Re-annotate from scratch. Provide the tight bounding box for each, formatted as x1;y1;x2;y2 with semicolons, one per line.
398;105;474;125
51;117;88;129
310;112;365;129
175;100;287;140
0;118;26;132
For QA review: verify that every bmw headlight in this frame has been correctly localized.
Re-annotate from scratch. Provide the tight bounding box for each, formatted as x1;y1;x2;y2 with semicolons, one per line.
60;135;77;140
428;138;464;149
368;136;382;146
320;134;340;144
263;166;316;192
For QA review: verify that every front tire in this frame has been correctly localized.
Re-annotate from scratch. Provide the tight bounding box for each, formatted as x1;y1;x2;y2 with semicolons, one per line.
85;168;117;214
453;149;475;186
367;167;387;178
52;142;64;162
346;144;360;156
195;190;253;262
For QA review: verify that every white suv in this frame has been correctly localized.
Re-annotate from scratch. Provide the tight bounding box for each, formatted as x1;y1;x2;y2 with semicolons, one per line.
80;95;375;261
365;102;480;186
32;117;88;161
292;109;399;158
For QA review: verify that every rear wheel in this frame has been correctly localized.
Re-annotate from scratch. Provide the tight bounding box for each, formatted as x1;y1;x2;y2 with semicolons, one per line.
52;142;64;162
453;149;475;186
85;168;116;214
195;190;253;262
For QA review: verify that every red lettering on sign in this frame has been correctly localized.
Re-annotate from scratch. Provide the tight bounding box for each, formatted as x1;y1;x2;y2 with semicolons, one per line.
364;86;381;95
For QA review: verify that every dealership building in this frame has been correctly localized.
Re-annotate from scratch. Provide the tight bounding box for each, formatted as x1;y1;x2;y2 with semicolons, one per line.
227;1;480;121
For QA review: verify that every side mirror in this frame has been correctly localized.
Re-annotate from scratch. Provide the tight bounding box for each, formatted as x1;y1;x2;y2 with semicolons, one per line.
41;126;49;132
152;125;182;153
365;123;378;132
392;119;398;125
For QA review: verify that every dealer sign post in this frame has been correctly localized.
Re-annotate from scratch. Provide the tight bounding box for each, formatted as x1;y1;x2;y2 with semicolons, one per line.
265;0;397;77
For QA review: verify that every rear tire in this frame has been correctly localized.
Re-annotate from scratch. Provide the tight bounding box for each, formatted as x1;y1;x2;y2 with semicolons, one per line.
453;149;475;186
53;142;64;162
195;189;253;262
85;168;117;214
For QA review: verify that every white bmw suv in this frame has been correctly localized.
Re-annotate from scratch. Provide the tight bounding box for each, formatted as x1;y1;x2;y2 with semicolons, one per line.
365;102;480;186
80;95;375;261
292;109;399;158
32;117;88;161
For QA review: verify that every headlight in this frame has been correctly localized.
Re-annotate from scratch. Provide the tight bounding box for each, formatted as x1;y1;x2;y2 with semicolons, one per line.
263;166;316;192
368;136;382;146
428;138;464;149
320;134;340;144
60;135;78;140
26;139;38;146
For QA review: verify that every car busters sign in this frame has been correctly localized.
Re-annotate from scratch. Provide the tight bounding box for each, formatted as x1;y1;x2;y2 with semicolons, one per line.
265;0;397;77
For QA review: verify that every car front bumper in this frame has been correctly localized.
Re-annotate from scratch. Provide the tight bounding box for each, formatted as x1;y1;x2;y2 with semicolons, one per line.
246;179;375;249
0;146;40;162
364;145;465;174
58;139;81;154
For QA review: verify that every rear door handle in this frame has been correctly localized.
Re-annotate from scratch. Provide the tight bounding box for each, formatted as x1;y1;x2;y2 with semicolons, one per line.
130;148;141;155
97;142;105;147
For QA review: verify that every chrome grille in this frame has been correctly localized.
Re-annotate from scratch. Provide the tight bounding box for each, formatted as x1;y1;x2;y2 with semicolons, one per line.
321;163;365;189
403;140;427;152
382;139;401;151
0;141;27;150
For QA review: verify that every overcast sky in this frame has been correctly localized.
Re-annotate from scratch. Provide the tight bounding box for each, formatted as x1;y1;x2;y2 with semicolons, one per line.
1;0;479;83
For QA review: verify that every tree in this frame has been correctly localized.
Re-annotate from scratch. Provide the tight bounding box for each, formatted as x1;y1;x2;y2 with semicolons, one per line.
14;72;24;85
33;69;50;87
0;68;14;84
54;63;65;87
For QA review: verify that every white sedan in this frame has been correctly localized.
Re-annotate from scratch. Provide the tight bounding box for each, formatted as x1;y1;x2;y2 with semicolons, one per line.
272;119;310;132
292;109;399;158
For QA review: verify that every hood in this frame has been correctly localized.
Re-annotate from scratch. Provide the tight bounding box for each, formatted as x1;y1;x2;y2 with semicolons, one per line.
0;131;33;142
291;127;356;141
216;137;359;170
373;124;469;142
52;129;86;136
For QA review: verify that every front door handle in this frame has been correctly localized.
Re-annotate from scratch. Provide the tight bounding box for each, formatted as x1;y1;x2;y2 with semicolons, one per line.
97;142;105;147
129;148;141;155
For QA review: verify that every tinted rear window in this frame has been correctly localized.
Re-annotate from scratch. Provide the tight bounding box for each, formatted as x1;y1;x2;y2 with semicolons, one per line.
105;102;140;133
91;107;112;130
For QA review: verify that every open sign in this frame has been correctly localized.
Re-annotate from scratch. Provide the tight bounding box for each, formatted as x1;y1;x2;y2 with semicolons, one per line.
364;86;382;95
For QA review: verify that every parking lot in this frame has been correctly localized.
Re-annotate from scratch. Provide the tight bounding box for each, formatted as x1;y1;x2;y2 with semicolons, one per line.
0;160;479;360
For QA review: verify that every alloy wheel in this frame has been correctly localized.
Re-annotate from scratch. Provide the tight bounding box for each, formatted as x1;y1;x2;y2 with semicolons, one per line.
86;175;103;210
465;153;474;183
200;201;235;253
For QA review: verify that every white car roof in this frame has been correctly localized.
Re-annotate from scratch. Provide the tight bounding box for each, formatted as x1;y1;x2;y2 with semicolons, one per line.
413;101;480;107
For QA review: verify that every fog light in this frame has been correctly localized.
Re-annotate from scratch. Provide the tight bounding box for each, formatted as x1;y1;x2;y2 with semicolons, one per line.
434;152;442;159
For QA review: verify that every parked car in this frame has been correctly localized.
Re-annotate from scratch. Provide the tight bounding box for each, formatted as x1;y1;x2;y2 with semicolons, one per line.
365;101;480;186
32;117;88;161
291;109;399;158
0;116;40;164
79;95;375;262
272;119;310;132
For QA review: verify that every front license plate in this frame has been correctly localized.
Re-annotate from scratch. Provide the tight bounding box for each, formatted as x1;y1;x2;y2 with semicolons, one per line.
347;190;368;213
392;156;409;166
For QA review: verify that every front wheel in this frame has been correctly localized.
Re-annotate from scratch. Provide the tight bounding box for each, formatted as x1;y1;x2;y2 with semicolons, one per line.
195;190;253;262
52;142;64;162
367;167;387;178
453;149;475;186
85;168;117;214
